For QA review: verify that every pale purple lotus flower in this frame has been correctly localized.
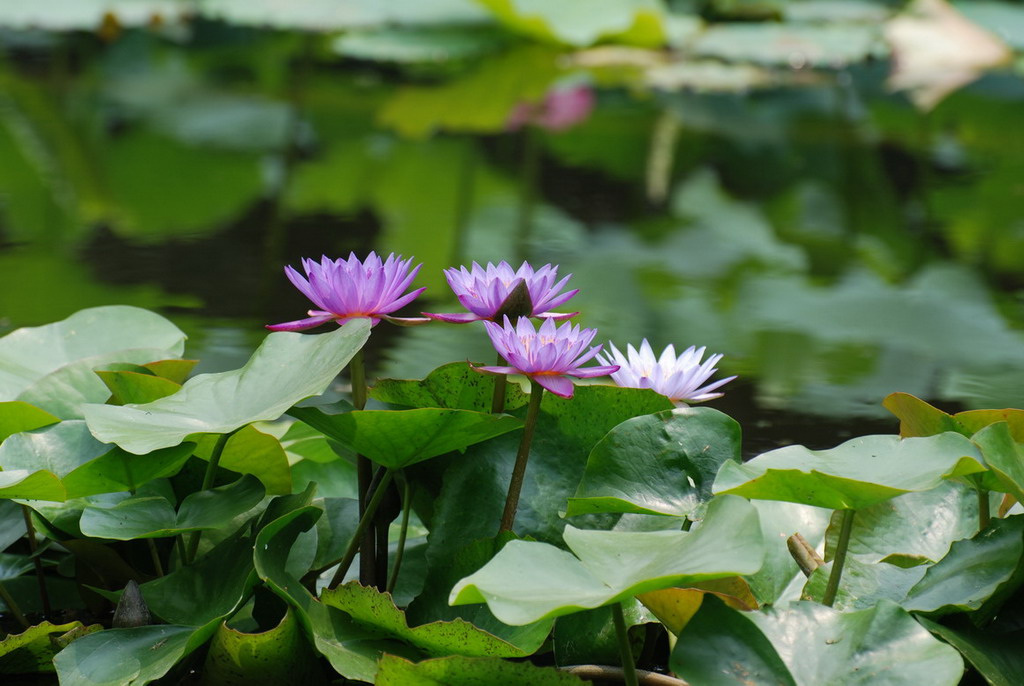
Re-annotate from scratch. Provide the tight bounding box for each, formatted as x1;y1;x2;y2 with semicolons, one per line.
473;316;619;398
507;85;595;132
424;261;578;324
267;252;427;331
597;339;736;406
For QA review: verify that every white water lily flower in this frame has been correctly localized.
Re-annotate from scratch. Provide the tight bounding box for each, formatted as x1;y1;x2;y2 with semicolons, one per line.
596;339;736;405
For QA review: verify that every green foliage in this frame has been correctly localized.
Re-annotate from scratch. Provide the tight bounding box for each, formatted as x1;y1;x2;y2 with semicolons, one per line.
1;303;1022;685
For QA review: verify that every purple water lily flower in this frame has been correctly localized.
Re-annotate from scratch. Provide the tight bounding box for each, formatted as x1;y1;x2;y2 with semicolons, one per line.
597;339;736;405
267;252;427;331
473;316;619;398
424;261;578;324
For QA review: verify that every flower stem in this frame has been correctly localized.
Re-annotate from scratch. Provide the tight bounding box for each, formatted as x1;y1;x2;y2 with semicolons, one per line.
612;602;639;686
490;353;508;414
21;505;50;617
330;467;395;588
147;539;165;577
978;488;991;532
387;474;412;595
349;348;378;586
822;509;856;607
185;429;235;564
498;380;544;535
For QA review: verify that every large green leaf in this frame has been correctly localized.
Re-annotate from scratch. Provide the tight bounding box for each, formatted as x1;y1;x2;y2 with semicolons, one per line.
372;362;529;412
476;0;667;47
884;392;1024;442
253;506;412;683
322;582;535;658
422;385;673;564
972;422;1024;504
821;482;984;566
406;534;554;655
201;608;323;686
0;401;58;442
714;433;986;510
53;625;199;686
375;654;586;685
95;370;182;405
567;407;740;517
745;500;831;605
289;406;522;469
193;425;292;496
450;495;764;625
79;475;265;539
672;598;963;686
0;306;186;400
83;321;371;454
0;420;193;500
0;307;186;419
140;531;257;627
0;469;64;501
904;515;1024;617
919;617;1024;686
0;621;100;674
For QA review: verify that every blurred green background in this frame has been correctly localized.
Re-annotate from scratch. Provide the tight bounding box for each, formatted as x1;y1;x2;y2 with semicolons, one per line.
1;0;1023;450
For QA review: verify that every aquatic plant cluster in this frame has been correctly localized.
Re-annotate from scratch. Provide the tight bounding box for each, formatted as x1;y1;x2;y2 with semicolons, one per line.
0;252;1020;686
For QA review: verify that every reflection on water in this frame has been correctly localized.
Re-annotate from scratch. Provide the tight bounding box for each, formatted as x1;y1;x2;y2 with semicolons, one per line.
0;15;1022;449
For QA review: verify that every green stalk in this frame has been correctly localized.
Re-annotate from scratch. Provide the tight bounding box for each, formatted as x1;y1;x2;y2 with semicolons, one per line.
147;539;165;577
611;602;639;686
350;348;376;587
185;430;234;564
978;488;991;532
498;380;544;535
490;353;509;414
21;505;50;617
330;468;395;588
387;475;413;595
0;582;29;629
822;509;856;607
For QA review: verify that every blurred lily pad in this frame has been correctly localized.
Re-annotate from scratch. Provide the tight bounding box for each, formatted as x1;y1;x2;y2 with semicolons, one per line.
476;0;667;47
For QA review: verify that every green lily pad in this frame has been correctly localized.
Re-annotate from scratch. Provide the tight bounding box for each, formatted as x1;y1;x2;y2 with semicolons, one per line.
289;406;522;469
95;370;182;405
53;625;199;686
904;515;1024;617
802;556;927;611
0;306;186;401
372;362;529;412
713;433;986;510
83;321;371;454
672;598;964;685
450;495;764;625
972;422;1024;504
0;420;194;500
477;0;666;47
821;481;984;564
692;22;886;68
567;407;740;517
919;616;1024;686
0;469;65;501
139;531;258;627
0;307;187;419
192;425;292;496
0;401;59;442
79;474;265;539
376;654;586;685
322;582;534;658
334;26;509;63
201;608;322;686
253;506;413;683
0;621;101;674
884;392;1024;442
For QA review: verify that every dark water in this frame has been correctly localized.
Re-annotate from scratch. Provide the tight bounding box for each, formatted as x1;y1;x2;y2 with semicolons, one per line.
1;21;1022;453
